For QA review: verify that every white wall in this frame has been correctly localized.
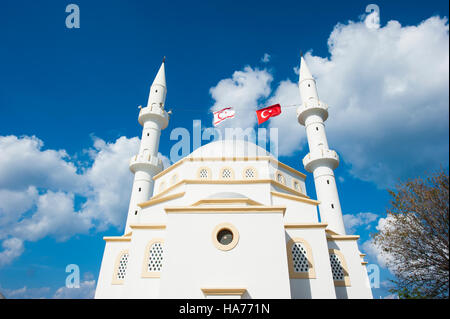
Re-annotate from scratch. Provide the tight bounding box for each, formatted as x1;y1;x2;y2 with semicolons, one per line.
159;212;291;298
95;241;130;299
327;240;373;299
285;228;336;298
121;228;166;298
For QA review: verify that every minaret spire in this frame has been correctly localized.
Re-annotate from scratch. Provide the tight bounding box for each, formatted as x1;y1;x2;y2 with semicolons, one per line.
147;60;167;108
125;60;170;233
297;57;346;234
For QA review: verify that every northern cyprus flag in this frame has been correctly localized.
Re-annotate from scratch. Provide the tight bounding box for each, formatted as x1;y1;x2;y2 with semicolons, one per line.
213;107;235;126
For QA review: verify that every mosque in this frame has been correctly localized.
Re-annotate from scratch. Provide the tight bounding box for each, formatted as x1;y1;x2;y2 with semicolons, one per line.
94;57;373;299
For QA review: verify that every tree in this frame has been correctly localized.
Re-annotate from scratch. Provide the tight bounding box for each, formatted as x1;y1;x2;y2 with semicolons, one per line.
372;168;449;298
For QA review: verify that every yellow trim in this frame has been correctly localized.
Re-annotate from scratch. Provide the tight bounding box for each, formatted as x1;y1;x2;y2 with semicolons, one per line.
153;157;185;180
284;223;328;229
201;288;246;296
271;191;319;205
164;205;286;215
141;238;165;278
112;250;129;285
327;234;360;241
361;261;368;265
212;223;239;251
151;179;307;201
150;180;184;200
269;158;307;179
152;156;307;181
130;224;166;229
138;192;185;208
325;229;339;236
287;238;316;279
192;197;263;206
270;180;307;198
104;236;131;242
219;166;235;180
329;249;351;287
360;253;366;257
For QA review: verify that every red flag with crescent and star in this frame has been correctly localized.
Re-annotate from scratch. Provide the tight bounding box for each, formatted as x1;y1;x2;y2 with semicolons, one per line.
256;104;282;125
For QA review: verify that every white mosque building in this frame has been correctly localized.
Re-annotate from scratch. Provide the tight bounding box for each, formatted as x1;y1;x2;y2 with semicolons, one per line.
94;57;373;299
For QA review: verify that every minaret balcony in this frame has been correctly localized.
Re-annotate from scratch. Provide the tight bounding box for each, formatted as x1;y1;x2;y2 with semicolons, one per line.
138;105;169;129
129;153;164;173
297;99;329;125
303;148;339;172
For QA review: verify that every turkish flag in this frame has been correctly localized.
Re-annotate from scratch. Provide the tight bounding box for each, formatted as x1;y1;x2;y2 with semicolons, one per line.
256;104;281;125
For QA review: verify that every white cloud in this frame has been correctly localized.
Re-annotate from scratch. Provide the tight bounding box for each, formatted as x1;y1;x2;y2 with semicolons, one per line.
266;79;305;155
361;215;397;273
80;136;139;230
343;212;378;234
11;191;92;242
0;134;151;266
53;280;96;299
0;135;86;192
0;186;38;230
261;53;271;63
0;285;51;299
0;278;96;299
269;15;449;187
0;238;24;267
208;15;448;188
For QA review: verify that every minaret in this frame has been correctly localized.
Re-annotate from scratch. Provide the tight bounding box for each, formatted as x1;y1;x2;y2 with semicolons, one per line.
125;59;169;233
297;56;346;235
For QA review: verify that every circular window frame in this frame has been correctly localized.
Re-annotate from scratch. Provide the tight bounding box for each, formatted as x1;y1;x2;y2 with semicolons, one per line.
212;223;239;251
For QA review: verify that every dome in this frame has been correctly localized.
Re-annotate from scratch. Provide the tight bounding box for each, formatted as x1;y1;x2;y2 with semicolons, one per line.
206;192;247;199
188;139;271;159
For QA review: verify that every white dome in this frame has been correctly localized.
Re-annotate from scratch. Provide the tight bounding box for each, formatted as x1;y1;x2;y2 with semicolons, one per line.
188;139;271;159
206;192;247;199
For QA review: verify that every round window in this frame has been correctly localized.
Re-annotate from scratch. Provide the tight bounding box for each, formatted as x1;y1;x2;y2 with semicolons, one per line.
217;229;233;245
212;223;239;251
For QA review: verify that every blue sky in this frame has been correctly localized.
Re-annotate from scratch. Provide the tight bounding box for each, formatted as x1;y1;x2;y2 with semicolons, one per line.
0;0;448;298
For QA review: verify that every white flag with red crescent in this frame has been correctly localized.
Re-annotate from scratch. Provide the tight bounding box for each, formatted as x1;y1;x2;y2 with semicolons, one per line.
213;107;235;126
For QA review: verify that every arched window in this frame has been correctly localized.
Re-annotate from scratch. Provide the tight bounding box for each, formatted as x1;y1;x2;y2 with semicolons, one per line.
171;174;179;185
276;172;286;185
159;181;166;193
112;250;129;284
243;167;257;179
329;249;351;286
293;180;302;192
220;167;234;179
142;239;165;278
287;238;315;279
198;167;211;179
